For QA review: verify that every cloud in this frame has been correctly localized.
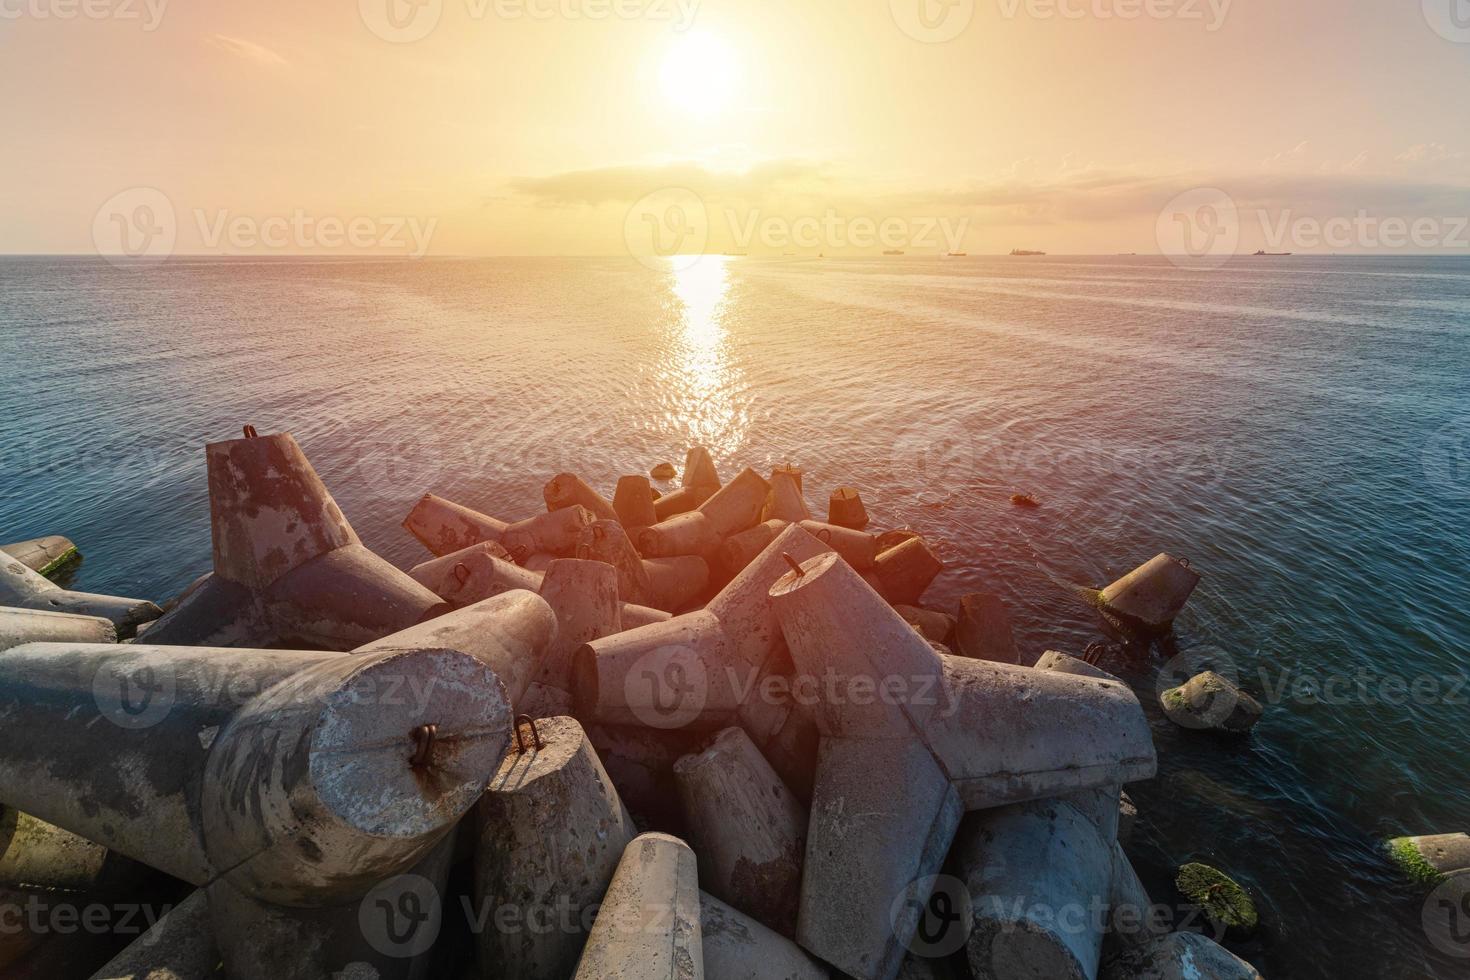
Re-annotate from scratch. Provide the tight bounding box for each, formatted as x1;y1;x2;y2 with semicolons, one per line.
208;35;288;69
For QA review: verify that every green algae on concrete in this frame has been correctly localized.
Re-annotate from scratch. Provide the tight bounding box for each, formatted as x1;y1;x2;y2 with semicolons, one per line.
1176;862;1258;933
1386;836;1447;885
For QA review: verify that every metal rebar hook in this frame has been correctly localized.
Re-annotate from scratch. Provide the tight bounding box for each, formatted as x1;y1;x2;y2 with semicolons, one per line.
514;715;543;754
242;425;258;439
410;724;438;770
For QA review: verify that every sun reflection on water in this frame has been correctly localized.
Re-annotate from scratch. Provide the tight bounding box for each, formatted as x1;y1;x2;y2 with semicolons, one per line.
661;255;746;454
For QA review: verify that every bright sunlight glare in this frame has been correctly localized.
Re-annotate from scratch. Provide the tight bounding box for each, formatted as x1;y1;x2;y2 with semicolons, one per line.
659;32;739;117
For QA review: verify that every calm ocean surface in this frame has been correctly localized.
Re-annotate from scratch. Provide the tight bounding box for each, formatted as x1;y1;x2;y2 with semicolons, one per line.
1;254;1468;977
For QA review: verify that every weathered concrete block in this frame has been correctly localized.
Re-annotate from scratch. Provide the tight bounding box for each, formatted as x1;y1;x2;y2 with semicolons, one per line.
875;528;919;552
88;887;219;980
573;833;703;979
537;559;621;692
0;535;79;577
653;485;712;521
826;486;869;530
356;589;556;707
504;505;598;562
1387;832;1470;883
953;593;1018;664
717;520;789;577
402;492;509;557
894;605;955;645
545;472;619;523
872;537;943;606
475;717;637;980
800;737;962;980
674;727;806;935
0;806;141;897
697;468;771;538
0;642;509;906
1098;554;1200;631
409;542;533;606
1160;671;1263;734
1100;931;1262;979
638;511;722;559
763;469;811;523
0;553;160;639
955;800;1113;980
614;475;660;530
519;682;575;719
643;555;711;612
699;891;828;980
0;607;116;652
683;447;722;492
797;520;877;570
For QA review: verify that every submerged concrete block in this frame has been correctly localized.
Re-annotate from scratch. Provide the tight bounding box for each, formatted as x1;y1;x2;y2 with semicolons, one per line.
145;430;446;649
357;589;556;707
545;472;620;523
0;535;79;577
1387;832;1470;881
763;469;811;523
872;536;943;606
475;716;637;980
573;833;703;980
954;800;1113;980
875;528;920;552
0;606;116;652
614;475;660;530
0;641;510;906
1160;671;1263;734
88;887;219;980
674;727;807;935
699;891;828;980
1098;554;1200;631
799;737;962;980
953;593;1018;664
798;520;877;570
537;559;622;692
402;492;510;558
0;553;160;638
826;486;870;530
697;468;771;538
1099;931;1263;980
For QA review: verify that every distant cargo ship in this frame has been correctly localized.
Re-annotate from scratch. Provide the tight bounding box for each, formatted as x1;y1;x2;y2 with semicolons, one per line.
947;251;967;257
1251;250;1292;256
1010;249;1046;256
883;249;904;255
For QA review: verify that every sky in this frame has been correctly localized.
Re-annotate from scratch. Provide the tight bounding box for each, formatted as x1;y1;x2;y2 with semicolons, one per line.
2;0;1469;256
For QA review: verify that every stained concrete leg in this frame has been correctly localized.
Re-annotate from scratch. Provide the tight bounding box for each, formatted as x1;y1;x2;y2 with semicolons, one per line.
614;476;660;530
697;468;770;538
638;512;722;559
408;543;530;606
642;556;711;612
717;520;789;577
654;485;712;521
0;536;79;577
537;559;622;692
545;473;619;523
0;607;116;651
356;589;557;707
954;800;1113;980
1098;554;1200;632
953;593;1018;665
474;717;637;980
797;521;877;570
682;447;721;492
573;833;703;980
127;574;265;648
674;727;806;935
88;888;219;980
798;736;962;980
503;506;597;562
0;553;160;637
699;891;828;980
763;470;811;523
576;520;655;606
402;493;509;558
827;486;870;530
871;537;944;607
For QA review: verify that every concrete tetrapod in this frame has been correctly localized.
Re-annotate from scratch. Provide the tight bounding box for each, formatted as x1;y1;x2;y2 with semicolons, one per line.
638;512;723;561
871;536;944;606
1097;554;1200;633
699;891;829;980
826;486;870;530
578;519;709;613
474;716;637;980
545;472;620;523
572;832;703;980
673;726;807;935
0;606;116;651
0;641;511;907
536;559;622;692
0;535;80;577
143;430;448;649
614;475;660;530
573;524;833;733
763;469;811;523
88;888;220;980
797;521;877;570
355;588;557;708
696;468;771;538
0;553;160;638
953;799;1114;980
717;520;788;577
683;446;722;493
402;493;511;557
953;593;1018;664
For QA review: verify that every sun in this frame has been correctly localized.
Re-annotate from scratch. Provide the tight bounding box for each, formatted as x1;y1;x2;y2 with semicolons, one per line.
659;32;739;117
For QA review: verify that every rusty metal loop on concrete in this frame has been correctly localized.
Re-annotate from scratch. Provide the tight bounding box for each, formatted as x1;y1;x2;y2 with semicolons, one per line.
453;562;471;588
1083;642;1110;666
242;425;258;439
814;527;833;543
513;715;543;754
782;553;806;577
410;723;438;770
